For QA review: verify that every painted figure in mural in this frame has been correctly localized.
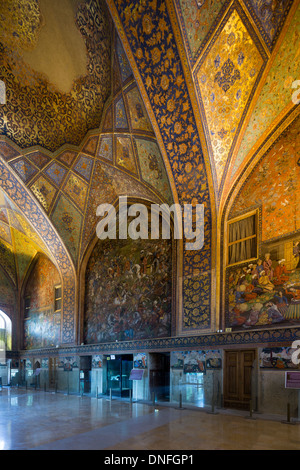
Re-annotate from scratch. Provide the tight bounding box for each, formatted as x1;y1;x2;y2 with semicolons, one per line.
273;259;289;285
255;259;264;277
293;241;300;269
227;245;300;330
258;270;275;292
272;290;290;318
264;302;285;323
263;253;274;279
84;236;172;344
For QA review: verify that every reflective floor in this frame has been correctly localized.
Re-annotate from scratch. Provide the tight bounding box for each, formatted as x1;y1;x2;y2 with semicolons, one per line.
1;387;300;450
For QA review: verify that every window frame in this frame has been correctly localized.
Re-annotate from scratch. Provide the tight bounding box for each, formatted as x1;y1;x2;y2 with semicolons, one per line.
226;208;259;267
54;285;62;313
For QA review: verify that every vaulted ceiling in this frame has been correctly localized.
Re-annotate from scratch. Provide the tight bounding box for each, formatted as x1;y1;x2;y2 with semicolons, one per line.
173;0;299;201
0;0;173;276
0;0;299;338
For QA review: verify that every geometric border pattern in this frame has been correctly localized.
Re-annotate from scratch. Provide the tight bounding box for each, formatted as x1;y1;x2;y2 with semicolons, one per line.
16;326;300;357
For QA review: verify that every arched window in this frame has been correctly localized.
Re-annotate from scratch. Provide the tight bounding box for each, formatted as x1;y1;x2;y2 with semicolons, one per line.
0;310;12;352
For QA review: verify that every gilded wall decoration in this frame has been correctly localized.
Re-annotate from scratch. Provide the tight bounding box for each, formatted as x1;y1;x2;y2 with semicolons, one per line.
30;176;58;213
63;173;88;214
98;135;113;162
79;160;164;262
0;141;20;161
115;35;133;83
25;151;51;171
115;135;138;175
174;0;229;63
0;0;43;52
73;155;94;183
57;150;78;168
1;21;175;284
82;136;99;157
24;254;60;310
0;189;53;287
125;86;154;133
134;137;173;204
0;238;17;286
195;3;267;190
113;52;123;94
80;159;117;257
174;0;292;67
231;4;300;179
108;0;213;332
115;96;129;129
0;221;12;246
11;158;38;184
244;0;294;50
44;162;67;187
51;195;83;265
13;228;38;283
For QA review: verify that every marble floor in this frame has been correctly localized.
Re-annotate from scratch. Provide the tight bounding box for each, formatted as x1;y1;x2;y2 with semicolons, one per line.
1;387;300;451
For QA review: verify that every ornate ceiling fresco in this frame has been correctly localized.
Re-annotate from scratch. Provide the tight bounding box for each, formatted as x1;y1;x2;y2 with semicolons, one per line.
0;6;173;280
228;3;300;185
174;0;297;201
0;0;299;342
0;0;112;151
194;3;267;190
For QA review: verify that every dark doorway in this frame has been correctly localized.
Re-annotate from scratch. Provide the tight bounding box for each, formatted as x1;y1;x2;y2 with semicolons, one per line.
80;356;92;394
107;354;133;398
223;349;256;410
149;352;170;401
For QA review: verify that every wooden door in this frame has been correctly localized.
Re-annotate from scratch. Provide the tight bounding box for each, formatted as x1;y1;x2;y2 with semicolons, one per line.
224;349;256;410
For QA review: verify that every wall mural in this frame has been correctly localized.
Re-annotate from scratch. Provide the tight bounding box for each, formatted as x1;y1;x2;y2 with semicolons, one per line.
226;117;300;330
92;355;103;369
171;350;222;372
226;240;300;329
24;254;61;349
84;234;173;344
260;347;300;369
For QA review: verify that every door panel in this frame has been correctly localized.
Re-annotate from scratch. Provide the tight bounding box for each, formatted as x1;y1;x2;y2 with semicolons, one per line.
224;349;255;410
226;351;239;399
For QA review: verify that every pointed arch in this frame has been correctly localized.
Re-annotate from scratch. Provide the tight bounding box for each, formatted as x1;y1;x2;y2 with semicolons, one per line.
78;196;179;344
0;157;77;345
0;309;12;351
105;0;214;335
